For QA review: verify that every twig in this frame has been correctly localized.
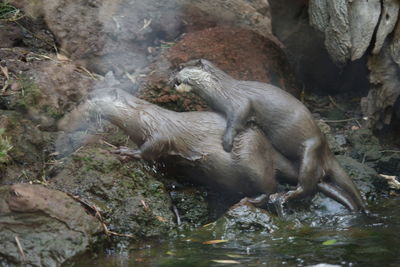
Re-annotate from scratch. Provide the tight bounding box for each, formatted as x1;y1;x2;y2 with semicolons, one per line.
102;223;136;238
138;18;152;32
100;140;117;149
319;118;362;128
14;236;26;262
320;118;356;123
328;95;346;112
67;193;136;239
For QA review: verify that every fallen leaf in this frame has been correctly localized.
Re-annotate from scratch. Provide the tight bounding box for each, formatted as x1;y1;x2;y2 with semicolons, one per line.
0;66;9;80
211;260;240;264
156;216;167;222
56;54;70;61
202;222;216;228
202;239;228;245
322;239;337;246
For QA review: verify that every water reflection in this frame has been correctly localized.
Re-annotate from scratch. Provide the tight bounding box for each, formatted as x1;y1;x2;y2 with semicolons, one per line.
68;197;400;267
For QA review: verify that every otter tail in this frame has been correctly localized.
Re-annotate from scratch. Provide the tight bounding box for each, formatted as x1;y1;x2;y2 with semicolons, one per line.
317;182;358;211
325;157;366;212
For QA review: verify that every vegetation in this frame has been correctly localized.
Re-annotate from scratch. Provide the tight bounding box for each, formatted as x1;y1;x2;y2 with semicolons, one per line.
0;1;23;21
0;128;12;163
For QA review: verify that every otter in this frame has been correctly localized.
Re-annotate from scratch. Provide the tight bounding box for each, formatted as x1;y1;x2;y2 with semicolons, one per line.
174;59;366;212
59;88;360;211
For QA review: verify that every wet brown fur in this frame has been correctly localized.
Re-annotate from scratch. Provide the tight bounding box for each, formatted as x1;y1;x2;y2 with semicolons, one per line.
175;59;366;212
60;88;289;200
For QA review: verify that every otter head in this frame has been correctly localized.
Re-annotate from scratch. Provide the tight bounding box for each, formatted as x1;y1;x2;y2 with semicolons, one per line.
174;59;216;94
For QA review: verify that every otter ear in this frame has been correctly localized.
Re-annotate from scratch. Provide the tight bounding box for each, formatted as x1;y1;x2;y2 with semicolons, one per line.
196;59;204;67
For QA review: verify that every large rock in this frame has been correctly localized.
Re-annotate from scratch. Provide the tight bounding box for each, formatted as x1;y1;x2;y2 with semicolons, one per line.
309;0;381;63
48;145;177;239
0;184;102;266
373;0;400;55
361;44;400;129
269;0;369;95
11;0;272;74
141;27;299;110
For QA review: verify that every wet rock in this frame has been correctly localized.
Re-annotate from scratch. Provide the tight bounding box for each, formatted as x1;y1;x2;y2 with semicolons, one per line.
347;129;382;166
189;201;278;245
48;146;177;239
169;188;209;227
221;202;278;235
336;155;389;200
141;27;299;110
0;183;102;266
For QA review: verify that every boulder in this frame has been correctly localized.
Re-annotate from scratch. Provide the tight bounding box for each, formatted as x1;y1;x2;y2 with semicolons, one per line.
11;0;272;74
141;27;299;111
0;184;102;266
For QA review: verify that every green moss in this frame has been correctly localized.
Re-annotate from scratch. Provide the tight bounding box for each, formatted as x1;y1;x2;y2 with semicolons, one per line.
0;128;12;163
15;75;41;111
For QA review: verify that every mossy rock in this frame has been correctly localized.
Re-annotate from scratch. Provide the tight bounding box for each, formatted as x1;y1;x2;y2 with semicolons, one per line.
48;146;177;239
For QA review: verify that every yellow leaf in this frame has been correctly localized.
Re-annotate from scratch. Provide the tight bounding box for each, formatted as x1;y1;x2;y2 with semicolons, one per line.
202;222;216;228
202;239;228;245
156;216;168;222
211;260;240;264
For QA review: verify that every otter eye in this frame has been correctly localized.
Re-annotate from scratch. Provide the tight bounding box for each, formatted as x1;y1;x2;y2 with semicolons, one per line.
178;64;184;71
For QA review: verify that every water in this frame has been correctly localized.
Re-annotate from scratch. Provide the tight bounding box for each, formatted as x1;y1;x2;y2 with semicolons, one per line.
70;197;400;267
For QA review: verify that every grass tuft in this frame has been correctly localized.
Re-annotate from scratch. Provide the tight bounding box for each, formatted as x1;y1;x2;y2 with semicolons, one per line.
0;128;12;163
0;1;23;21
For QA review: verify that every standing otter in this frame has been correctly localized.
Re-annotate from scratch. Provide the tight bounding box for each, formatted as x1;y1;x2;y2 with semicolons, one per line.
59;88;359;210
174;59;366;212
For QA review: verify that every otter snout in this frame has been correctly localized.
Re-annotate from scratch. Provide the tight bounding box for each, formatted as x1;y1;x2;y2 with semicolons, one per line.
174;71;193;93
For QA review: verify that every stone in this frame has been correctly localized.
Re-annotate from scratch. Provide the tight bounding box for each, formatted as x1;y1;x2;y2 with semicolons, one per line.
0;184;102;266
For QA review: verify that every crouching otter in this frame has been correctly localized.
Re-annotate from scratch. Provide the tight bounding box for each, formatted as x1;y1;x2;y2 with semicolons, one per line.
59;88;282;203
175;59;366;212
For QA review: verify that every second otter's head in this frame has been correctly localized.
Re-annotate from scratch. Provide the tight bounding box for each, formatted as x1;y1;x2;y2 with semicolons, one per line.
174;59;210;93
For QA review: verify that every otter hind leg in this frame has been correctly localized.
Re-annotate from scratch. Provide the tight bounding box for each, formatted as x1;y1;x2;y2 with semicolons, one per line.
222;101;253;152
239;194;269;207
282;137;323;203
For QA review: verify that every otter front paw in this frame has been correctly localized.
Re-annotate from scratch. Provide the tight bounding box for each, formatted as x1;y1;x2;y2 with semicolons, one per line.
113;146;142;159
222;134;234;152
